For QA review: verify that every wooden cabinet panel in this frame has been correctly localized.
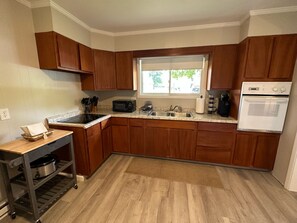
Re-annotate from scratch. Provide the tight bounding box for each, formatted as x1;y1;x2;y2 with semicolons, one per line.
116;51;136;90
144;127;169;157
253;134;280;170
56;34;79;70
145;120;197;130
112;117;129;125
233;39;248;89
197;131;235;149
232;133;257;167
209;44;238;89
244;36;274;79
101;119;113;160
195;147;232;164
112;125;129;153
130;126;145;155
87;124;103;173
198;122;236;132
169;129;196;160
93;49;116;90
269;35;297;79
79;44;93;73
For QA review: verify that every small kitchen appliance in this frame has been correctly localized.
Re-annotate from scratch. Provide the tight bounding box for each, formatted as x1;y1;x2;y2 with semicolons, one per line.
238;82;292;133
112;99;136;112
217;92;231;117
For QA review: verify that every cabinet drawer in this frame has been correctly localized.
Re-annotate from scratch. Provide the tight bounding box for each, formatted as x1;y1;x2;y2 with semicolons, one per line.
101;119;111;129
86;123;101;137
198;122;236;132
197;131;234;148
195;147;232;164
129;118;144;127
145;120;197;130
111;117;128;125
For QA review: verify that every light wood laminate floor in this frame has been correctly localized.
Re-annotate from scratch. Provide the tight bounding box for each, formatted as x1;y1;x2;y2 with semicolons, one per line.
2;154;297;223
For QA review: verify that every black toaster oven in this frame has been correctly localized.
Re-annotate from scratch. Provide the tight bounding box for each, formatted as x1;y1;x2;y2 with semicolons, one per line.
112;100;136;113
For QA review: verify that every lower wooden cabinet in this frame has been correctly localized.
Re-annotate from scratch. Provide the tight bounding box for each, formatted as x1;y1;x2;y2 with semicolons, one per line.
49;123;103;177
195;122;236;164
101;119;113;160
232;132;280;170
111;118;130;153
129;119;145;155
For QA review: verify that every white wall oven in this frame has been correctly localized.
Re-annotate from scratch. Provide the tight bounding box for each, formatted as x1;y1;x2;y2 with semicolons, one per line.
238;82;292;133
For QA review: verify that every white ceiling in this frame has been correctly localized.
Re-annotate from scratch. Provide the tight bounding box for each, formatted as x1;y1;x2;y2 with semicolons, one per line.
29;0;297;33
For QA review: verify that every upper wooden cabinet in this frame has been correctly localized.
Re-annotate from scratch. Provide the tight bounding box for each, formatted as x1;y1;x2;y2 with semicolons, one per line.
35;32;93;74
79;44;94;73
115;51;137;90
208;44;238;90
237;34;297;83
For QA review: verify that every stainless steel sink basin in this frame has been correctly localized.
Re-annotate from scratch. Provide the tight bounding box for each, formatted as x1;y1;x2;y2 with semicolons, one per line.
149;111;193;118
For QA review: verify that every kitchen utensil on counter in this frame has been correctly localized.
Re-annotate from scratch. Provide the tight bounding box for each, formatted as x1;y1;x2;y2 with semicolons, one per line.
140;101;153;112
217;92;231;117
91;96;99;112
195;95;205;114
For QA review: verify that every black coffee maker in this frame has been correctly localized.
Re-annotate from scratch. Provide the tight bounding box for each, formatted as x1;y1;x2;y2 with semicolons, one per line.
217;92;231;117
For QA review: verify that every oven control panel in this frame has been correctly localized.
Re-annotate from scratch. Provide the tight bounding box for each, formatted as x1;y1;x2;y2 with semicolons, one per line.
242;82;292;95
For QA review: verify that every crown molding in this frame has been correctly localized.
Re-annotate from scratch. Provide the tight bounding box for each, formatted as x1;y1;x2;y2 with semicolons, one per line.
250;5;297;16
114;22;240;36
16;0;31;8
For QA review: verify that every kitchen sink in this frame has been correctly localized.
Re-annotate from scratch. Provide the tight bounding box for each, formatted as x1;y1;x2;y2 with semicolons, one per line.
149;111;193;118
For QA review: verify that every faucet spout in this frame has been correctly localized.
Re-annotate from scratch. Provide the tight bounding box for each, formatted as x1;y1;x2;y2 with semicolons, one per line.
169;105;182;112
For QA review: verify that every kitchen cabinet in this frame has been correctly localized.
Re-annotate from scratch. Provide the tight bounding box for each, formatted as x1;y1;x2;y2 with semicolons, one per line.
35;31;92;74
101;119;113;160
208;44;238;90
232;132;280;170
195;122;236;164
79;44;94;73
93;49;117;90
144;120;197;159
129;119;145;155
111;118;130;153
238;34;297;83
48;123;103;176
116;51;137;90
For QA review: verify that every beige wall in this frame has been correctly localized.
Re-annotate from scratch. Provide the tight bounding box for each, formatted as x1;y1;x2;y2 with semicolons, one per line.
32;6;53;33
0;0;87;204
248;11;297;37
273;62;297;184
240;18;250;41
90;32;115;51
114;26;240;51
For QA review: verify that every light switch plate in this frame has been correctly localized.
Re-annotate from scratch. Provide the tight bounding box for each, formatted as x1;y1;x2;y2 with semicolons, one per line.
0;108;10;120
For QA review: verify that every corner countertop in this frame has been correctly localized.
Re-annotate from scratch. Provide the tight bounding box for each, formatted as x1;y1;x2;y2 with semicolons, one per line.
47;109;237;129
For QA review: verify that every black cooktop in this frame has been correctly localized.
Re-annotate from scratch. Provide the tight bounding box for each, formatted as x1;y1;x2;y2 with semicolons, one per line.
58;114;106;124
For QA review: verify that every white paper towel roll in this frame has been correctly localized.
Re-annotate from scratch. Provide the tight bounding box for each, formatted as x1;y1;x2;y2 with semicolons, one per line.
196;96;205;114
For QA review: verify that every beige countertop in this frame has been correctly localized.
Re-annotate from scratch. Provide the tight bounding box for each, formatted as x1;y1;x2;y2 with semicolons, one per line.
47;109;237;129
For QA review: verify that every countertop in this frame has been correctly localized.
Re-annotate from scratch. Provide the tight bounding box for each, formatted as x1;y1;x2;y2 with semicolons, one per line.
47;109;237;129
0;130;73;155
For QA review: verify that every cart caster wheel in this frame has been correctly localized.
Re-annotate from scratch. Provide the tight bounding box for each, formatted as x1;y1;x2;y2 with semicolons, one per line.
35;219;41;223
10;212;16;219
73;184;78;189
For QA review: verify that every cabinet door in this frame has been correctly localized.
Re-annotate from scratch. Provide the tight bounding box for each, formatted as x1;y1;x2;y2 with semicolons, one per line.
116;51;135;90
130;126;145;155
169;129;196;160
232;133;257;167
253;134;280;170
112;125;129;153
244;36;274;79
79;44;94;73
87;123;103;174
93;49;116;90
144;127;169;157
209;45;238;89
56;34;80;70
101;120;113;160
269;35;297;80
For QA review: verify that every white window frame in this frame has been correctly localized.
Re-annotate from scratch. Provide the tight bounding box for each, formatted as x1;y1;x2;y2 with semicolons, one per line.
137;55;208;99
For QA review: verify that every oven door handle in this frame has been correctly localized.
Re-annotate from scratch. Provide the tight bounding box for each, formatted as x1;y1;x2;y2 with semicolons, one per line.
244;97;289;104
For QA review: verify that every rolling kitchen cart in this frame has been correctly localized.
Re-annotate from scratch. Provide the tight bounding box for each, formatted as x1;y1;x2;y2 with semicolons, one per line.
0;130;78;223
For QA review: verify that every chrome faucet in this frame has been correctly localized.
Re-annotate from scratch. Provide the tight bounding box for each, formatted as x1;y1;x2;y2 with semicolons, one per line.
169;105;182;112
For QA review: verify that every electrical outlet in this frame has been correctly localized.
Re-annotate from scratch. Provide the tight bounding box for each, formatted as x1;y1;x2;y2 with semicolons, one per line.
0;108;10;120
